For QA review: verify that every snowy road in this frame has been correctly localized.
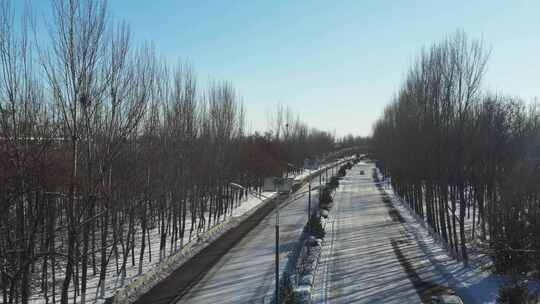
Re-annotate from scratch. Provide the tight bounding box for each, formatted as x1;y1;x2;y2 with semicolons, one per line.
175;161;498;304
314;163;421;303
311;162;503;303
176;172;330;303
313;163;427;303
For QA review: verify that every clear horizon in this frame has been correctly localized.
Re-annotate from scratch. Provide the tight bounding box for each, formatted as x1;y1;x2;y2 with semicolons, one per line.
15;0;540;136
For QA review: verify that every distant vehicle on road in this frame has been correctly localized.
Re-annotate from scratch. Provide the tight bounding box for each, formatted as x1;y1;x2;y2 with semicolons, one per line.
359;170;365;175
431;294;464;304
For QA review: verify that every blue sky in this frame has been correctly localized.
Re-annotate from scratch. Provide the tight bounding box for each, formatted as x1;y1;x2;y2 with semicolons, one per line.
20;1;540;136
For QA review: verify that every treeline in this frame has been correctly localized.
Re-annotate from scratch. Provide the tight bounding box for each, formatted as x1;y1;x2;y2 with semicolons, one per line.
372;31;540;274
0;1;339;303
337;134;370;149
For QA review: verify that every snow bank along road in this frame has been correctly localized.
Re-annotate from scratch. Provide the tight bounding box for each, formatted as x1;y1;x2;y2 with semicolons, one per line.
174;173;328;304
313;163;460;304
131;165;335;304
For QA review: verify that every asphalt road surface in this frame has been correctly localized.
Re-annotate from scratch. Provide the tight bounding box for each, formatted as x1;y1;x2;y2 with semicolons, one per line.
175;173;329;304
137;162;460;304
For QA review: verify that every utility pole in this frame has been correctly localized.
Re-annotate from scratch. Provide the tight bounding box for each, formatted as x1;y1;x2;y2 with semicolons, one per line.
308;181;311;223
308;182;312;228
230;181;281;304
275;123;291;303
275;208;279;303
271;177;282;304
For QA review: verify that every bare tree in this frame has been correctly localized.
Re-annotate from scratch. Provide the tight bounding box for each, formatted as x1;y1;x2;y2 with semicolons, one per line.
373;31;540;273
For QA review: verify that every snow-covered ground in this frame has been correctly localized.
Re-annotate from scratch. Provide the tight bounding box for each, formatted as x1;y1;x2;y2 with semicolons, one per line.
28;191;277;304
312;162;506;304
313;163;422;303
27;159;350;304
381;181;503;303
176;168;332;304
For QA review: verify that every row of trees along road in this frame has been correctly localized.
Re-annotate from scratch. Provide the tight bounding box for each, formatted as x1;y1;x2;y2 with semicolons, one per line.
373;31;540;275
0;1;343;303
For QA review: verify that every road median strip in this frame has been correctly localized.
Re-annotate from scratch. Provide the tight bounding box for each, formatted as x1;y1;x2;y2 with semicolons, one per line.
282;160;358;303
